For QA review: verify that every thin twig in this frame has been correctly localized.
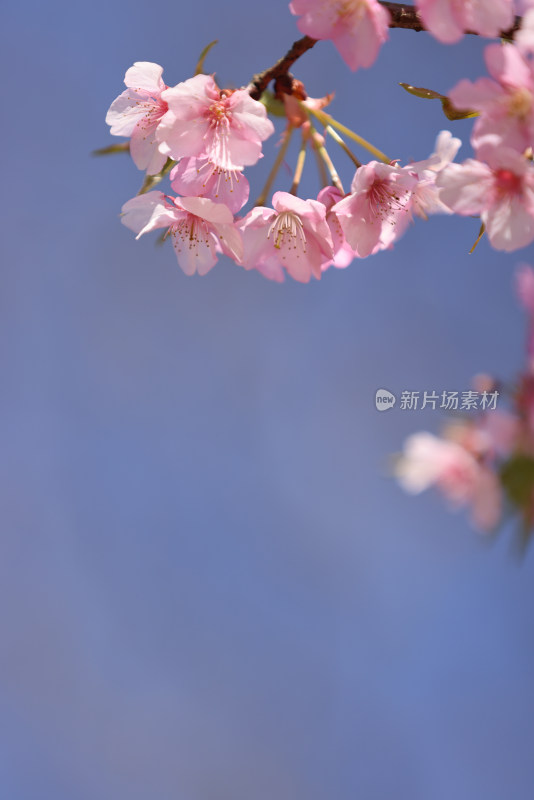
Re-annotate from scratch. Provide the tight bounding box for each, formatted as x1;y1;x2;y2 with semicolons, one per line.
306;106;391;163
310;128;344;194
249;36;317;100
311;133;329;188
325;125;361;168
290;130;309;195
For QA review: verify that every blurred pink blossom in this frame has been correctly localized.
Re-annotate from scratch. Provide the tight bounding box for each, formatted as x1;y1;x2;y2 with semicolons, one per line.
449;43;534;153
416;0;514;44
395;432;502;531
289;0;390;71
437;145;534;251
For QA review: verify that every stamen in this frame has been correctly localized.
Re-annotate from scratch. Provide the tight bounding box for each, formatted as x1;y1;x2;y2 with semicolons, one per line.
267;212;307;256
367;179;410;225
170;215;211;257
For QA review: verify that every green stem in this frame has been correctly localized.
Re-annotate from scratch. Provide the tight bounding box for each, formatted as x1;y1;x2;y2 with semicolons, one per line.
305;106;390;163
311;133;328;188
290;130;309;195
325;125;361;168
310;128;344;194
138;158;175;195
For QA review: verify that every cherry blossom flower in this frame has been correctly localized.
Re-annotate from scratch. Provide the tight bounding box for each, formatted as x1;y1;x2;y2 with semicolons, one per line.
331;161;418;257
170;158;249;214
317;186;355;270
106;62;169;175
156;75;274;171
437;145;534;251
407;130;462;219
238;192;334;283
121;191;242;276
395;431;502;530
289;0;391;71
449;43;534;153
416;0;514;44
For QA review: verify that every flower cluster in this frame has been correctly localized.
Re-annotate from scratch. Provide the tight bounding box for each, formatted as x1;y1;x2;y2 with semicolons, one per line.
103;3;534;283
395;265;534;543
105;56;461;280
437;35;534;251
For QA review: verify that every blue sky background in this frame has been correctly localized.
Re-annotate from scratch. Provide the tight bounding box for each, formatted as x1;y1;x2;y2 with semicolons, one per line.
2;1;534;798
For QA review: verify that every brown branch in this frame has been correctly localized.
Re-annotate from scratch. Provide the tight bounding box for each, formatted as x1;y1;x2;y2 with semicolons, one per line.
249;35;317;100
383;1;426;30
380;2;521;37
248;3;522;100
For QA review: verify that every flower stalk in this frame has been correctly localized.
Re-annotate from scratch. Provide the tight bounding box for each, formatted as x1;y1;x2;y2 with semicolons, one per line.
290;129;310;195
255;125;294;206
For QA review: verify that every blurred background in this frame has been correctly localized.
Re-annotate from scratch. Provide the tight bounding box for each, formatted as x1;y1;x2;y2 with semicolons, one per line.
2;1;534;798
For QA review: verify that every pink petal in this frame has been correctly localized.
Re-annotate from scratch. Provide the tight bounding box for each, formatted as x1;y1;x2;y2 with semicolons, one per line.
129;124;167;175
471;113;531;154
272;191;320;218
256;257;286;282
396;432;447;493
335;194;382;257
333;1;389;70
468;0;514;38
214;222;244;263
171;158;249;214
105;89;148;136
156;112;208;160
416;0;464;43
124;62;165;94
177;196;234;225
172;231;217;276
121;192;178;238
228;91;275;142
238;207;276;270
437;161;494;215
484;42;533;88
161;74;216;117
449;77;503;112
210;126;263;169
484;194;534;251
289;0;341;39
